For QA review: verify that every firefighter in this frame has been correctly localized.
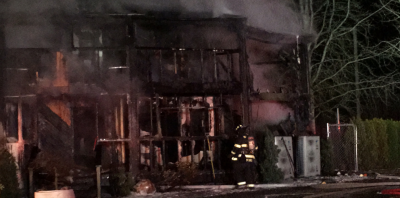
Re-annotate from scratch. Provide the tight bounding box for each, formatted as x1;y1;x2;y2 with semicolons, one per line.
230;125;258;189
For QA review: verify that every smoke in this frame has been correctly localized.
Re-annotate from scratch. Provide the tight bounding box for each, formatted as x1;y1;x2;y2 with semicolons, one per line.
1;0;304;36
117;0;303;35
252;101;293;125
209;0;303;35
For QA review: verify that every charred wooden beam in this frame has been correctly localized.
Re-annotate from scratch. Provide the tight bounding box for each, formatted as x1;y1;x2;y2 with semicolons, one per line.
120;99;125;164
135;46;240;52
38;103;73;160
98;138;130;142
238;20;251;129
128;94;140;176
162;140;166;171
139;135;228;141
155;94;162;137
149;140;154;171
148;82;242;96
191;140;195;165
150;99;154;133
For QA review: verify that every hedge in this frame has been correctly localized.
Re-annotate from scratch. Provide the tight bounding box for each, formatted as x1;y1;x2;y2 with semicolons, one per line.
353;118;400;170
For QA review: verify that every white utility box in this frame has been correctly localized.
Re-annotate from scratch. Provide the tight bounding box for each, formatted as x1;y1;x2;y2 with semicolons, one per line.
296;136;321;177
274;136;294;179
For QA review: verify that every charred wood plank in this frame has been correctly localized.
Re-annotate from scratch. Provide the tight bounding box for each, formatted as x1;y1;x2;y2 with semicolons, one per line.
37;103;73;160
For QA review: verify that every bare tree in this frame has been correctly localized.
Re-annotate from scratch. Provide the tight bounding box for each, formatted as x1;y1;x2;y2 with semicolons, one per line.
300;0;400;124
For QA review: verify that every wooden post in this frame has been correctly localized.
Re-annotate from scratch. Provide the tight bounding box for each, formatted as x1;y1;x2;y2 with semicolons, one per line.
18;99;23;143
203;139;207;171
177;140;181;162
155;94;162;137
54;168;58;190
191;140;195;164
128;94;140;176
162;140;166;171
238;19;251;131
178;97;182;162
213;50;218;82
115;107;121;163
96;165;101;198
150;98;153;133
17;100;24;189
150;140;154;170
120;99;125;164
29;168;33;198
218;139;221;170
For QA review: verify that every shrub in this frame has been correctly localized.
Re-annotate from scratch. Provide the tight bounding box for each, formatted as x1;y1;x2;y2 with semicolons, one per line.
385;120;399;168
0;148;20;198
257;127;283;183
363;120;379;169
372;118;389;168
354;118;400;171
320;138;334;175
354;118;368;170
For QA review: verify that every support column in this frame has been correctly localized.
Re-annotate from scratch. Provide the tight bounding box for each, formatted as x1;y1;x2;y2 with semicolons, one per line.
120;99;125;164
155;94;162;137
128;94;140;176
96;165;101;198
18;99;23;143
17;99;24;189
29;168;33;198
238;19;251;130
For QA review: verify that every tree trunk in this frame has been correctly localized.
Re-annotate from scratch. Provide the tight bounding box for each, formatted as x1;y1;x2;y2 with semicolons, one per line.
353;28;360;119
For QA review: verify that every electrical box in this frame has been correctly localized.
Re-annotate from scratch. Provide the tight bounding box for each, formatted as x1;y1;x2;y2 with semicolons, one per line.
274;136;294;179
297;136;321;177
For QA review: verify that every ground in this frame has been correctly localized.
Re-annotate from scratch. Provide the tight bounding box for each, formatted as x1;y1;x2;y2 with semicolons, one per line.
123;173;400;198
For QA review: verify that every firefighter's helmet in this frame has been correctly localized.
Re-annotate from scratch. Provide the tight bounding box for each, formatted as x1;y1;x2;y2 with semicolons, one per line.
235;125;248;130
235;125;248;134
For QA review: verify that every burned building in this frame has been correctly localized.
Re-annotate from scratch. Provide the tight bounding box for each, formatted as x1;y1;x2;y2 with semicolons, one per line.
0;4;311;193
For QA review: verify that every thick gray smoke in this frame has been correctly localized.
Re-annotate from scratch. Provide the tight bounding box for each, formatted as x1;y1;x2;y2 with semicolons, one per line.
1;0;303;36
115;0;303;35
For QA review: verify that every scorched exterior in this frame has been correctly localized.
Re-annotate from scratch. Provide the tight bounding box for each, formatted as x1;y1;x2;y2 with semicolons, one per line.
0;11;311;195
